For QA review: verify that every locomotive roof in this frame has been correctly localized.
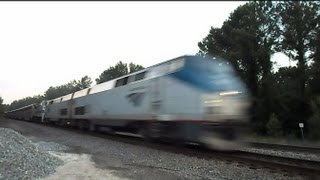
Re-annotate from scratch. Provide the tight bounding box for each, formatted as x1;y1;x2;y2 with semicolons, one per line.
46;55;194;103
6;103;35;113
8;55;237;110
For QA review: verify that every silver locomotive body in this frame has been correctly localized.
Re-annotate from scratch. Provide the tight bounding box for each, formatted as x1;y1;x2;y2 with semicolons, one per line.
8;55;250;150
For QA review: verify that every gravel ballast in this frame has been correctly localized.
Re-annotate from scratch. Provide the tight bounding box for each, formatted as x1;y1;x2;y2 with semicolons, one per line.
0;118;310;180
0;128;63;180
34;141;70;152
240;147;320;162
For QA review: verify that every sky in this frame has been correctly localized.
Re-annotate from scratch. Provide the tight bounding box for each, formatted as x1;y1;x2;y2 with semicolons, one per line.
0;1;292;104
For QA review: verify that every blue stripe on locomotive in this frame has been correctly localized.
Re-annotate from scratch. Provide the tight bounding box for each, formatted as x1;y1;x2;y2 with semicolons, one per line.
171;56;246;92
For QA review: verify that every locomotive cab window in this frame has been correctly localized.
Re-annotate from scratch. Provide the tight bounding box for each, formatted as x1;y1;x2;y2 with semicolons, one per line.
134;71;146;81
115;76;129;87
74;106;86;115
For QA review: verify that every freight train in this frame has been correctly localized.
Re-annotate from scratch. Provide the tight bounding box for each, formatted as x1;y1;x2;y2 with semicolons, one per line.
5;55;250;150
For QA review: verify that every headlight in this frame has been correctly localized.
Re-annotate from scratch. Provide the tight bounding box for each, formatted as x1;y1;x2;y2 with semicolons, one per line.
219;90;241;96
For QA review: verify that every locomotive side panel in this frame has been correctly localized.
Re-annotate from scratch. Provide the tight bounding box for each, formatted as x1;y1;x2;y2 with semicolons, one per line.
71;78;153;121
46;100;69;121
161;75;203;121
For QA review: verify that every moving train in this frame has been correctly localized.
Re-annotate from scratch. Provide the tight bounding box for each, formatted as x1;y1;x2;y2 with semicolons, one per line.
5;55;250;150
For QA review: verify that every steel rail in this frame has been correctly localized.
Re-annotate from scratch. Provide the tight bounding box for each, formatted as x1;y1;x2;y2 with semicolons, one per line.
249;142;320;154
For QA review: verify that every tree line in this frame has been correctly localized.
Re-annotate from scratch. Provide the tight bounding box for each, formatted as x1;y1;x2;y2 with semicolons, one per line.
2;61;143;112
198;1;320;139
1;1;319;140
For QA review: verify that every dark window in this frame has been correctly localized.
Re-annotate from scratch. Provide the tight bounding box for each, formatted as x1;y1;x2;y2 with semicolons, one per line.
134;72;146;81
74;106;85;115
115;76;129;87
49;101;53;104
60;108;67;116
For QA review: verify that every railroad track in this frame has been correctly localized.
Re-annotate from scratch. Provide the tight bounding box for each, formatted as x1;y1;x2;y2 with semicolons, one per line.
249;142;320;154
94;132;320;178
7;119;320;179
221;150;320;178
60;126;320;178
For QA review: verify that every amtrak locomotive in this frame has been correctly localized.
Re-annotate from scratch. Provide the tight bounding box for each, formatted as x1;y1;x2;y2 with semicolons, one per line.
6;55;250;150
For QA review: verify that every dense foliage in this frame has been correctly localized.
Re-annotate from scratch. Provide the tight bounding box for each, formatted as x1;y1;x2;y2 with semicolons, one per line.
7;61;143;111
44;75;92;100
8;75;92;111
198;1;320;139
0;97;5;116
8;95;44;111
95;61;144;84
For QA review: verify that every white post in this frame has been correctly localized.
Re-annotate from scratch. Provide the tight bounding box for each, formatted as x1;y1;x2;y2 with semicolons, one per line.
299;123;304;141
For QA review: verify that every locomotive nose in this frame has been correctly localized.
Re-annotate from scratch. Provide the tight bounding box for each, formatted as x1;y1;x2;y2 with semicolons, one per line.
203;90;250;122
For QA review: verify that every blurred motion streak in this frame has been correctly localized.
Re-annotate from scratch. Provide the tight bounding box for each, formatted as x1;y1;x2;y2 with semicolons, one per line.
5;55;250;151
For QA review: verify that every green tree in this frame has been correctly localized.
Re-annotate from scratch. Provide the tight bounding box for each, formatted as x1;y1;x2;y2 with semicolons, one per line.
308;97;320;139
198;1;280;134
198;1;320;138
75;75;92;90
266;113;283;137
0;96;4;116
199;2;280;97
272;1;319;137
44;75;92;100
96;61;144;84
129;63;144;73
309;16;320;95
7;76;92;110
95;61;128;84
309;58;320;95
273;67;300;97
278;1;319;97
44;85;72;100
8;95;44;111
